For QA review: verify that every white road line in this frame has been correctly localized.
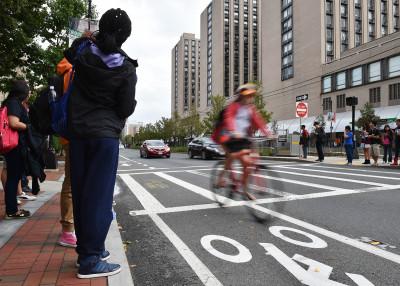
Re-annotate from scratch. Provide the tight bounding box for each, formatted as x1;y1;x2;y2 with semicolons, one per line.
119;174;166;212
119;174;223;286
298;164;400;175
130;184;400;216
149;167;155;170
274;165;400;181
188;170;295;197
150;214;223;286
118;165;210;173
262;169;388;187
131;173;400;265
119;155;135;162
251;204;400;265
155;172;235;203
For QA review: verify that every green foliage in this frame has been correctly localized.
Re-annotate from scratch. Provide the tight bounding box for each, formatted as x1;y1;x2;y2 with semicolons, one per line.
356;103;380;128
202;95;226;133
170;146;188;153
254;81;273;122
0;0;91;92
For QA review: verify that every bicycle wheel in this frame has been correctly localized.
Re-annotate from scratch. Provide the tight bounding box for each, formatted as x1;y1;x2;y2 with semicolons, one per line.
210;161;237;206
245;164;284;222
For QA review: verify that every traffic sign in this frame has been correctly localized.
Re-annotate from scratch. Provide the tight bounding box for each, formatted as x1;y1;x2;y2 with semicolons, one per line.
296;94;309;102
296;102;309;118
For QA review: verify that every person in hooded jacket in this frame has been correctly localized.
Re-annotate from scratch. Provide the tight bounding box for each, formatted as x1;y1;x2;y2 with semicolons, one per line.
64;9;137;279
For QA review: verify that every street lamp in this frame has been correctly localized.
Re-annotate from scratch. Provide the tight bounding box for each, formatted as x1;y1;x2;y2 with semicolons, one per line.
346;96;359;159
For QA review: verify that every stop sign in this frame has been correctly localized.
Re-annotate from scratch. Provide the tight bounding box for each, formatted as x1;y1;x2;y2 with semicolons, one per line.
296;102;308;118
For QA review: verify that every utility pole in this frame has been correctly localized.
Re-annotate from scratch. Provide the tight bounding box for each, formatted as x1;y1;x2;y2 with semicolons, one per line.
88;0;92;30
346;96;359;159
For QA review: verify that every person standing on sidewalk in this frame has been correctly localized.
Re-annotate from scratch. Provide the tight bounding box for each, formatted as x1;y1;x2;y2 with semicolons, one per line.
344;126;353;166
361;126;371;164
392;119;400;166
66;9;137;279
368;121;381;166
299;125;309;159
2;80;31;219
313;122;325;162
56;57;77;248
382;124;393;165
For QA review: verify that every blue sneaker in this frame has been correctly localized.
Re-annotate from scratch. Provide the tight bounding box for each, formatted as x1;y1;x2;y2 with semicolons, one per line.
75;250;111;267
77;260;121;279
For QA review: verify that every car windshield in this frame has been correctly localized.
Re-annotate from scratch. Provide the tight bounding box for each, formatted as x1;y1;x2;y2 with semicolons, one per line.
147;141;164;146
202;138;215;144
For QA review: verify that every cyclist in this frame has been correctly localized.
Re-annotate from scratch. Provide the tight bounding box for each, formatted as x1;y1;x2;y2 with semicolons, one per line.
211;83;272;199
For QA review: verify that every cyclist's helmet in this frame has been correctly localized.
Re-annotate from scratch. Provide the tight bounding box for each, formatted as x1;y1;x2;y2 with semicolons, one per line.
235;83;258;97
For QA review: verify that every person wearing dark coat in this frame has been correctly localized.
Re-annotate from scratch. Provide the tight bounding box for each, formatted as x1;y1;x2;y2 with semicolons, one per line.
65;8;137;279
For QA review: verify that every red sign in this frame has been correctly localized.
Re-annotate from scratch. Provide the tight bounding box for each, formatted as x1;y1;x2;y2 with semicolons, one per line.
296;102;309;118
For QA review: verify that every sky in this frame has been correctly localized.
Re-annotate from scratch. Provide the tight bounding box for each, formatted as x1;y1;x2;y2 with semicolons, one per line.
93;0;211;124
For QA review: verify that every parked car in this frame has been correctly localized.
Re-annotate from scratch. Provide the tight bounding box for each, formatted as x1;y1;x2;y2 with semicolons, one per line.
140;140;171;158
188;137;225;160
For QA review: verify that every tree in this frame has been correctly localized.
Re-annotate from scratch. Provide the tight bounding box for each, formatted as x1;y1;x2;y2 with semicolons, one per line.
254;81;273;122
0;0;92;92
202;95;226;134
357;103;380;129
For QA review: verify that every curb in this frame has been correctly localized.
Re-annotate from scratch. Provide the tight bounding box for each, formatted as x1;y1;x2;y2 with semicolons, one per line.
106;218;135;286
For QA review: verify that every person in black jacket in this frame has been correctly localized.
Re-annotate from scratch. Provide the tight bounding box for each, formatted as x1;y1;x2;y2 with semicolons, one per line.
2;80;31;219
313;122;325;162
64;9;137;279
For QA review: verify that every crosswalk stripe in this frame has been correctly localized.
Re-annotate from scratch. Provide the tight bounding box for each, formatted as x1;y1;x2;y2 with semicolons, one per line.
298;164;400;175
274;165;400;181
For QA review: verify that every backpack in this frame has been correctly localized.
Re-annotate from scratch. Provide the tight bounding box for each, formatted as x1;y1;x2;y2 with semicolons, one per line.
0;106;19;154
50;40;90;138
29;75;63;135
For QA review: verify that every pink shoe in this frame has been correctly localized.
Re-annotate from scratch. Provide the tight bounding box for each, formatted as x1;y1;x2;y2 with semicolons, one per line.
58;231;77;248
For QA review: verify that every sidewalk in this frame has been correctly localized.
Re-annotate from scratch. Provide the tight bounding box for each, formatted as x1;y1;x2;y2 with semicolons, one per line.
0;167;133;286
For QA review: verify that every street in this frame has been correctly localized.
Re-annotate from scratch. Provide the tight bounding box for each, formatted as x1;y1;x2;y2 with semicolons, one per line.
114;149;400;286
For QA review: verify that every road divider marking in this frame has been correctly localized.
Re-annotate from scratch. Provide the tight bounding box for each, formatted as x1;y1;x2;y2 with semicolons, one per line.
119;174;223;286
128;172;400;265
297;164;400;175
119;174;166;212
274;165;400;181
118;165;211;173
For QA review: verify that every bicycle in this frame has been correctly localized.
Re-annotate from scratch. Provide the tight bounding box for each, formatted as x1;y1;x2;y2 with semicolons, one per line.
210;137;283;222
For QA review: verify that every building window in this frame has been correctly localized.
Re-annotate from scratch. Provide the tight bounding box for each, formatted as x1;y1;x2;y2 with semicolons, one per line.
389;55;400;77
252;0;259;81
336;71;346;90
368;61;381;82
323;97;332;112
224;0;230;97
337;94;346;109
207;3;213;106
326;0;334;62
281;0;293;80
381;0;388;36
389;83;400;100
323;76;332;93
354;0;362;47
394;0;399;32
340;0;349;52
369;87;381;103
351;67;363;86
368;0;376;41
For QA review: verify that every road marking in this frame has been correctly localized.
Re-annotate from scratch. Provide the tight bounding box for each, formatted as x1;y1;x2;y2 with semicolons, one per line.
154;172;236;203
149;167;155;169
119;154;135;162
298;164;400;175
269;226;328;249
274;165;400;181
119;174;222;286
188;170;295;197
130;184;400;216
150;214;223;286
118;165;211;173
201;235;252;263
119;174;166;212
133;173;400;265
262;169;388;187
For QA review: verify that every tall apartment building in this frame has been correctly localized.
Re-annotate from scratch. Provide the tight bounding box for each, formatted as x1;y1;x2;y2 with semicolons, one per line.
199;0;261;114
171;33;201;117
262;0;400;132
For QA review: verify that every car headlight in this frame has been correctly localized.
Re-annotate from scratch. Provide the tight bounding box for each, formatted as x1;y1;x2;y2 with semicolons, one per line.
206;146;216;151
165;147;170;152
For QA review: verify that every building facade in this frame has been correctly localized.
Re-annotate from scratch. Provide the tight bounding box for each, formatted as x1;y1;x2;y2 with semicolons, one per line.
171;33;201;117
122;122;144;137
199;0;261;115
262;0;400;132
